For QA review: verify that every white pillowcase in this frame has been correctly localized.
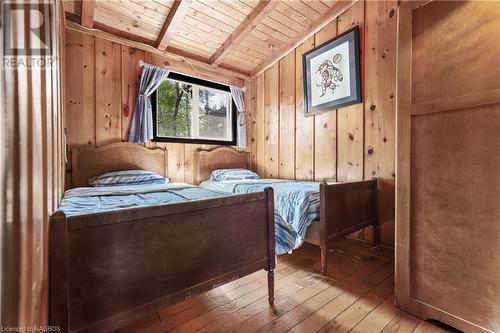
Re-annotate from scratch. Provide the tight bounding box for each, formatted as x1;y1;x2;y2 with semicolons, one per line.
89;170;168;187
209;168;261;181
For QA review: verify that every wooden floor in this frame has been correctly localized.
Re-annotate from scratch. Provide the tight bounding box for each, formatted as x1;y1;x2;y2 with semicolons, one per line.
116;239;452;333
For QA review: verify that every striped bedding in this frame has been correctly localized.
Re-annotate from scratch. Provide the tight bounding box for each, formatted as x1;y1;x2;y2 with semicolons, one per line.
200;179;321;255
59;183;231;217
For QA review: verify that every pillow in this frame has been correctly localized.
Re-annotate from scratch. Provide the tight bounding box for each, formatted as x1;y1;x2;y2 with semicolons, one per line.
89;170;168;187
210;168;260;181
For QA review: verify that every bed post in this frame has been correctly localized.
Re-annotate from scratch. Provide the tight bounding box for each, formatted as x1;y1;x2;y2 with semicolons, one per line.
49;211;69;332
320;181;328;276
265;187;275;305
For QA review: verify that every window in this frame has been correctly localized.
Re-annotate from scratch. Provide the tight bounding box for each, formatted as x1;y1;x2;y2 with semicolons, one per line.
152;72;236;145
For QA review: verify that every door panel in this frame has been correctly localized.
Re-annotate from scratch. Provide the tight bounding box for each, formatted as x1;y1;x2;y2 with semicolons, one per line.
396;2;500;332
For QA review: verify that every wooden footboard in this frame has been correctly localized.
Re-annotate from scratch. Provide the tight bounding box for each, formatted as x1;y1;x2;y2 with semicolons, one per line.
49;190;275;333
317;179;378;275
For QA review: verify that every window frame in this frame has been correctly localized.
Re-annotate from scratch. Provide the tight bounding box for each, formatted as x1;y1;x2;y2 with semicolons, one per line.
151;72;237;146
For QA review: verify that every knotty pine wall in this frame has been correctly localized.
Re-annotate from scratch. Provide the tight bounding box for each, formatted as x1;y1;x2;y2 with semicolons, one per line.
64;28;248;185
248;0;397;246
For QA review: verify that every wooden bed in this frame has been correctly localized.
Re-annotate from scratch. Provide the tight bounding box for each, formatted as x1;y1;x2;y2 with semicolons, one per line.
49;143;275;333
195;146;379;275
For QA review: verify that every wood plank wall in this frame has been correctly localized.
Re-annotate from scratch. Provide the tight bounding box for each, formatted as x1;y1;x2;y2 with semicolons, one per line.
64;27;247;185
1;1;65;326
249;0;397;246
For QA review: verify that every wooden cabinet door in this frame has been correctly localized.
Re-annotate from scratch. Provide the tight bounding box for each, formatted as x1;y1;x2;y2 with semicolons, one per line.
395;2;500;332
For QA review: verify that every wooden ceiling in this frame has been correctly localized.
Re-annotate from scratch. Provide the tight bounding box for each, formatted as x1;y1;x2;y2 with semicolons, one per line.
64;0;354;78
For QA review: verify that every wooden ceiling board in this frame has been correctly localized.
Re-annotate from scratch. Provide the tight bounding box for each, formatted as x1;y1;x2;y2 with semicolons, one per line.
228;44;269;62
173;31;221;51
181;15;229;36
185;9;236;34
209;0;249;21
285;1;322;21
96;2;165;25
304;0;330;12
93;5;161;40
260;17;298;39
190;0;241;28
170;34;217;53
110;0;170;22
222;56;259;72
249;29;284;50
244;33;279;53
254;22;291;42
131;0;174;13
176;24;228;44
239;40;274;57
64;0;355;77
276;1;312;27
229;42;270;60
226;52;263;67
266;10;305;34
168;39;214;58
219;0;255;15
322;0;341;8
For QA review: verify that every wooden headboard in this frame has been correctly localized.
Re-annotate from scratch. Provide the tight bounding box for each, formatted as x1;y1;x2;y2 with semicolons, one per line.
195;147;250;184
71;143;167;187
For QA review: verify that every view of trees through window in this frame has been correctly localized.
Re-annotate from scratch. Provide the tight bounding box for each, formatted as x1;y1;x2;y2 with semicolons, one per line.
156;78;231;141
156;80;192;138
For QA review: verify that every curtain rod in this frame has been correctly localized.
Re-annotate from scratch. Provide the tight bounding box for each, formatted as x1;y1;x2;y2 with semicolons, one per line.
138;60;246;91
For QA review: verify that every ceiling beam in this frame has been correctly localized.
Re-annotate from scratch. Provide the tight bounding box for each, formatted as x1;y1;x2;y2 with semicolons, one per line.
251;0;358;78
80;0;95;28
156;0;192;51
64;19;251;84
209;0;279;67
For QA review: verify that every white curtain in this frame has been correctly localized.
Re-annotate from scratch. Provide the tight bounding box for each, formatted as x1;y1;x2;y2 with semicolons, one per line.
128;64;169;144
230;86;246;148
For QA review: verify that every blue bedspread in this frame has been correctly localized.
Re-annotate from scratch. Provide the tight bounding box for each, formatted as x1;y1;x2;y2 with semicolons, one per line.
200;179;321;255
59;183;230;217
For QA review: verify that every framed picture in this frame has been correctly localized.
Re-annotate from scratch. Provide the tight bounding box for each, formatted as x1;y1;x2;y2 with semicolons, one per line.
303;25;361;116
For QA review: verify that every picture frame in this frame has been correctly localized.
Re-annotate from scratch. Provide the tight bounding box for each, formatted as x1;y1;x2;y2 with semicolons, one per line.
303;25;362;116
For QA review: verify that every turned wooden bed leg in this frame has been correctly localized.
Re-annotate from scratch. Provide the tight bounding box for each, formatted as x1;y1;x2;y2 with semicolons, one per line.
268;270;275;305
265;188;276;306
321;247;328;275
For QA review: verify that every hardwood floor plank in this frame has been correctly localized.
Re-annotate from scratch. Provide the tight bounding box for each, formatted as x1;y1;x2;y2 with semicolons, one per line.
318;275;395;332
288;280;373;333
349;294;398;333
380;309;421;333
171;262;323;333
318;250;388;284
195;270;324;332
257;282;345;332
364;262;395;286
229;277;333;332
158;247;314;319
147;255;319;332
128;241;447;333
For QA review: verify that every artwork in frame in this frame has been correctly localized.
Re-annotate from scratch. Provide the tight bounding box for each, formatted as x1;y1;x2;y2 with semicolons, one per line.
303;26;361;116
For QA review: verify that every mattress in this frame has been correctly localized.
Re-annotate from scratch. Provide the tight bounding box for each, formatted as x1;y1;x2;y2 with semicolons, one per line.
58;183;231;217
